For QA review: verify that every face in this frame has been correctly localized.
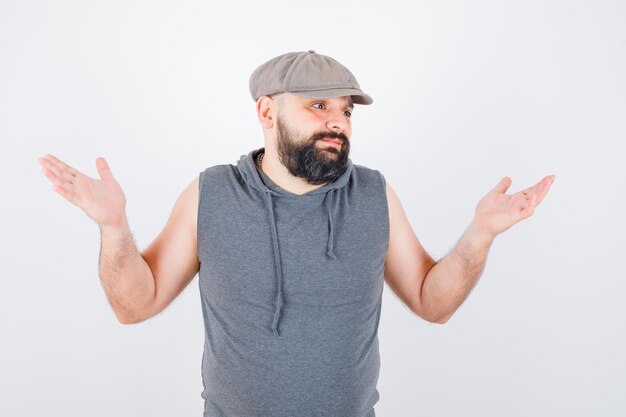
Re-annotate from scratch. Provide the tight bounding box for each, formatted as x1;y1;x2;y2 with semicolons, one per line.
274;94;354;185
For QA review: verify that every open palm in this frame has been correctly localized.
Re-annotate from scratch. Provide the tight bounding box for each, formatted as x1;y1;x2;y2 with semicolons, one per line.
473;175;555;239
38;154;127;227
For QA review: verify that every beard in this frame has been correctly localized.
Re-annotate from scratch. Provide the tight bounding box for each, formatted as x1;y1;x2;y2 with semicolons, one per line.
275;116;351;185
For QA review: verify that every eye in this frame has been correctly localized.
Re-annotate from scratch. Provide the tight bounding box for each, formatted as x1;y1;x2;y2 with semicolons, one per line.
312;102;326;110
343;110;352;118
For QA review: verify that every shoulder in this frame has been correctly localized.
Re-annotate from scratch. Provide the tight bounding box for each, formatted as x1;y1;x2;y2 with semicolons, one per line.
350;164;399;220
166;164;231;234
174;176;200;233
351;163;387;188
199;164;236;187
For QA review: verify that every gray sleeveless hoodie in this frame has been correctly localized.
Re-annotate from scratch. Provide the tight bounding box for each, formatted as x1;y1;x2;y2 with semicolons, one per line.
197;147;389;417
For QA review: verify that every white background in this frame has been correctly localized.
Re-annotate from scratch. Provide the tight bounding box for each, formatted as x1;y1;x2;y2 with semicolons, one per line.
1;0;625;416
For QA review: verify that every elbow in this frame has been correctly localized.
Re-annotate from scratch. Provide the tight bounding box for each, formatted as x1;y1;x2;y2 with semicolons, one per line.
411;299;451;324
432;312;452;324
115;310;146;325
412;306;450;324
415;303;452;324
113;298;156;324
118;316;147;325
118;317;138;325
116;314;136;325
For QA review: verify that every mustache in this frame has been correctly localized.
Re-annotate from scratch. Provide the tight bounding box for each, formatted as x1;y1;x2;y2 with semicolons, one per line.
311;131;349;145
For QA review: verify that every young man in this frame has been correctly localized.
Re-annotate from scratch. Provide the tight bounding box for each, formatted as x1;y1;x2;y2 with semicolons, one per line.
38;50;555;416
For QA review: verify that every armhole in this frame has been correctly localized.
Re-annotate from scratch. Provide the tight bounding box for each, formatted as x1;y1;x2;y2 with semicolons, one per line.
197;170;204;264
379;171;390;253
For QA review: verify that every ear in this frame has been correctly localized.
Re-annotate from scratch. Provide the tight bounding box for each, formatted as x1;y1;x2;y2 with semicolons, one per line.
256;96;275;129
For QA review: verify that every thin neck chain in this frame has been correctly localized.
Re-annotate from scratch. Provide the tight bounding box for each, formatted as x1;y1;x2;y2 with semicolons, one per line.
257;152;264;169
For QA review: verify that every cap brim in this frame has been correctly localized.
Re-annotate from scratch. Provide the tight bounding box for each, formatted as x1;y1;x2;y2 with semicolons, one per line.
291;88;373;105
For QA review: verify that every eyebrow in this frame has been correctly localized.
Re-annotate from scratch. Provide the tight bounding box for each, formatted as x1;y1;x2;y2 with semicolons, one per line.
308;98;354;110
339;98;354;109
336;99;354;111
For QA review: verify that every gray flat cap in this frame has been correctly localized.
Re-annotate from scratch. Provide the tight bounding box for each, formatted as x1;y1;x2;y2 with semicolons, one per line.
249;50;373;105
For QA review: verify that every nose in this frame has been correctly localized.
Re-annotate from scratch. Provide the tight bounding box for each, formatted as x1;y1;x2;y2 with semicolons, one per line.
325;109;348;134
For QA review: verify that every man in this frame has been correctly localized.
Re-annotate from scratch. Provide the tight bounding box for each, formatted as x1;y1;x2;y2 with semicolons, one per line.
38;50;555;416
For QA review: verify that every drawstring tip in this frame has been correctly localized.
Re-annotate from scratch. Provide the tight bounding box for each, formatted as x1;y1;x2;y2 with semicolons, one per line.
272;327;279;337
326;251;337;260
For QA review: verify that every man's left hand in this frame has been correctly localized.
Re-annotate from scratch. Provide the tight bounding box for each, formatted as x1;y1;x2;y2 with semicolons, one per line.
471;175;556;240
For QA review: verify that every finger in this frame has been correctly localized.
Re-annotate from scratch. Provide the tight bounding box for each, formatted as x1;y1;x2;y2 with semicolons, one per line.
514;191;529;202
96;157;115;181
492;176;512;194
41;154;81;177
531;176;555;206
518;175;552;202
41;165;75;189
38;156;76;183
516;193;536;221
525;194;537;215
528;177;548;195
51;182;82;207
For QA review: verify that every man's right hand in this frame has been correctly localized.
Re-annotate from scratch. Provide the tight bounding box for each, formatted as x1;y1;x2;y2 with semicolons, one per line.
38;154;127;228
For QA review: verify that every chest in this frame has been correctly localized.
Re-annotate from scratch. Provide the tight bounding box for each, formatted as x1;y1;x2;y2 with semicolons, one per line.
197;190;388;308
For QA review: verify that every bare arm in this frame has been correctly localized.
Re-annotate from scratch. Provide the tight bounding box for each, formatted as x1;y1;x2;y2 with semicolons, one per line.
384;181;490;324
383;182;439;322
97;175;199;324
384;175;554;324
419;223;493;323
39;154;199;324
98;218;155;324
423;175;555;323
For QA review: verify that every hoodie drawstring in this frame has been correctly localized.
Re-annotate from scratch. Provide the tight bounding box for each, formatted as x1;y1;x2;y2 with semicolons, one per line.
325;187;337;260
263;187;284;337
262;185;338;337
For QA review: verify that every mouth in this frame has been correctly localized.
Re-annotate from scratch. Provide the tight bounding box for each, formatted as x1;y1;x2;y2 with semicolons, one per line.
321;138;343;148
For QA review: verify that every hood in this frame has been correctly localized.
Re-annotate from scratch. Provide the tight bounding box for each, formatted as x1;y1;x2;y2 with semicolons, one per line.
236;147;354;337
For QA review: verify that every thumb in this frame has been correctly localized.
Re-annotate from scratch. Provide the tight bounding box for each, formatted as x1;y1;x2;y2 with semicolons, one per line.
95;157;115;181
491;176;512;194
